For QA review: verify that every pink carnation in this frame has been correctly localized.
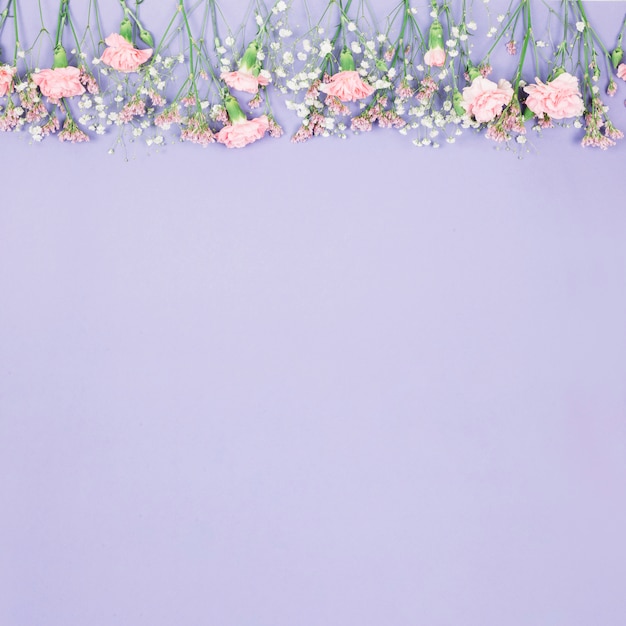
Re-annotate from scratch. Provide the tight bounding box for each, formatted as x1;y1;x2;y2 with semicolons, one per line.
100;33;153;72
462;76;514;123
0;65;16;97
318;70;375;102
32;67;85;102
221;69;269;94
216;115;269;148
424;47;446;68
617;63;626;82
523;72;584;119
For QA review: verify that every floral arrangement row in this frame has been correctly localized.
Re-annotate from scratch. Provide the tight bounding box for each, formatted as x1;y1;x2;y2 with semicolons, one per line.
1;0;625;151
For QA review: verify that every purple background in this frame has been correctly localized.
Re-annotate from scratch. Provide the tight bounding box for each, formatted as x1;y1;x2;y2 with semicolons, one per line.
2;2;626;625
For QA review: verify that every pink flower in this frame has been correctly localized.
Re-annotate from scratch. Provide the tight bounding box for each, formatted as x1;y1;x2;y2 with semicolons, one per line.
424;47;446;68
31;67;85;102
617;63;626;82
318;70;375;102
100;33;153;72
523;72;584;119
0;65;16;97
216;115;269;148
220;69;269;94
461;76;514;123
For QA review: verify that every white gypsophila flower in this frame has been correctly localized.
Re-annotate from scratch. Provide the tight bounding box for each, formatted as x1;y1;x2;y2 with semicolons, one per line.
133;127;143;137
536;40;546;47
351;42;362;54
497;14;505;22
446;39;457;48
374;79;390;89
271;42;280;51
377;34;386;42
451;27;459;38
366;40;375;51
387;67;397;78
576;21;585;32
430;9;437;18
276;1;287;11
256;14;263;26
467;21;477;30
449;50;459;58
459;34;468;42
320;39;332;56
177;54;185;64
302;39;311;52
217;46;226;55
283;52;294;64
276;67;287;78
297;52;307;61
279;28;292;38
225;37;235;47
487;27;497;37
348;22;357;32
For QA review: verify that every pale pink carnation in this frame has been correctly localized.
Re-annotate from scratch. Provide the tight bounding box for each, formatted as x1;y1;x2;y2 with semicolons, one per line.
216;115;269;148
318;70;375;102
0;65;17;97
100;33;152;72
32;67;85;102
424;47;446;68
220;69;269;94
617;63;626;82
462;76;514;123
524;72;584;119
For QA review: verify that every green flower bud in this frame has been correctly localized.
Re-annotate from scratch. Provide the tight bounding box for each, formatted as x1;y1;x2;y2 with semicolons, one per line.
611;47;623;69
523;104;535;121
551;66;565;79
140;29;154;48
53;44;68;69
240;41;260;72
466;65;481;81
452;89;465;116
120;18;133;43
224;94;247;124
375;59;388;72
340;47;356;72
428;19;444;50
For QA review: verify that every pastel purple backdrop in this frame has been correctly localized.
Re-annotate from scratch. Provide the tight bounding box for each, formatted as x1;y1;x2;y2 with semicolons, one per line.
1;1;626;625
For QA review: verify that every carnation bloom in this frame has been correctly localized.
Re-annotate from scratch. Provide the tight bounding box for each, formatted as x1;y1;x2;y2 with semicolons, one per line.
523;72;585;119
461;76;514;123
617;63;626;82
424;47;446;67
0;65;16;97
32;67;85;102
319;70;375;102
220;69;269;94
100;33;153;72
216;115;269;148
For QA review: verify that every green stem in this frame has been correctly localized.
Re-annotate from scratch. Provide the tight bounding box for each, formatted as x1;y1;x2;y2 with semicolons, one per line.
514;0;531;88
55;0;69;48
